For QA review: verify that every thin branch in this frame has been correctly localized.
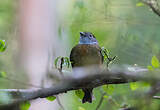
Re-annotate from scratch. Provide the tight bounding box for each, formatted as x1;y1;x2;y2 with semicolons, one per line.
57;57;65;109
142;0;160;17
58;57;64;76
56;96;65;110
147;82;160;97
95;92;106;110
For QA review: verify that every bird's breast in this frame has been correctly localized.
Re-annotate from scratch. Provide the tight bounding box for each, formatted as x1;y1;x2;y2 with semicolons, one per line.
70;44;103;67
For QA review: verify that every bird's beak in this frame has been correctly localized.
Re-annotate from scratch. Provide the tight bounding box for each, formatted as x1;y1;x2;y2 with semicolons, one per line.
80;32;85;36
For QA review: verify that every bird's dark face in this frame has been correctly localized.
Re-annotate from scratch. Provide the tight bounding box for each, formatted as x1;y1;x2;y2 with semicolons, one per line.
79;32;98;44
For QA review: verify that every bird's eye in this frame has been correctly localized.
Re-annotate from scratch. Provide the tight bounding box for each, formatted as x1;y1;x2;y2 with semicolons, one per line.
89;35;92;38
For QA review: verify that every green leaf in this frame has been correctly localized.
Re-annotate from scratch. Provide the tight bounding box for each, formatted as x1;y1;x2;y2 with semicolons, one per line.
102;85;114;95
101;47;109;57
78;106;85;110
147;66;153;70
20;101;31;110
46;96;56;101
130;82;150;91
75;89;84;99
130;82;138;91
140;82;150;87
136;2;144;7
0;40;7;52
151;56;160;68
0;72;6;78
64;57;70;68
54;56;61;68
103;95;109;99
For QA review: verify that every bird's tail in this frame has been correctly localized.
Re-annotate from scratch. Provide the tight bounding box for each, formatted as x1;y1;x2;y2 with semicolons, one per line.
82;88;93;103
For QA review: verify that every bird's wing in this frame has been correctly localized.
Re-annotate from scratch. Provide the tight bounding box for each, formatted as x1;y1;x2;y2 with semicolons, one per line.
70;44;79;67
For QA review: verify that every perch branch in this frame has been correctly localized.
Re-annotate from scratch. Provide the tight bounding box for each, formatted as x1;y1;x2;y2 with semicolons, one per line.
0;65;159;106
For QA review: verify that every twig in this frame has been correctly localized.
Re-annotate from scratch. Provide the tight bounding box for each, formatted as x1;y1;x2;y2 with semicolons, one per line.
147;81;160;98
58;57;64;76
95;92;106;110
108;96;120;107
51;57;65;109
56;95;65;110
142;0;160;17
57;57;65;109
102;49;116;67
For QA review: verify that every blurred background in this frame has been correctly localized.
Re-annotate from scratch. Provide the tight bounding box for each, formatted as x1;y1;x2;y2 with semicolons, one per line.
0;0;160;110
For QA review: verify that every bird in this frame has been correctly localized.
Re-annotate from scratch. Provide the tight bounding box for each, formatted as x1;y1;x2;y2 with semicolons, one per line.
70;32;103;103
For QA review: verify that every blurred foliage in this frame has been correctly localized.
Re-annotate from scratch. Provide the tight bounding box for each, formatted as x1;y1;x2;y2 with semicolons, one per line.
0;40;7;52
0;0;15;39
19;101;31;110
0;71;6;78
78;106;86;110
148;55;160;70
136;2;145;7
54;56;71;69
46;96;56;102
0;91;12;105
151;55;160;68
75;89;84;100
0;0;29;89
102;85;115;95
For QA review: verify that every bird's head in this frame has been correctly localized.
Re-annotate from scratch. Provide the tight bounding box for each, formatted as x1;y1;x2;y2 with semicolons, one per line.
79;32;98;44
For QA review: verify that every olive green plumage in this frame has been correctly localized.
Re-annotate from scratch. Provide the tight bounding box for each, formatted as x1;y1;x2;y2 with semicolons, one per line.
70;44;103;67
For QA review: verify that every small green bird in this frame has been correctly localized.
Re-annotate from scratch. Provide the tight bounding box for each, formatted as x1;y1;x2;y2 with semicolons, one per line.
70;32;103;103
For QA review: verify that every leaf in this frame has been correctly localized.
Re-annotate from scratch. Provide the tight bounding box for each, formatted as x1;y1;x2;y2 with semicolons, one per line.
0;40;7;52
151;56;160;68
147;66;153;70
64;57;70;68
103;95;109;99
20;101;31;110
46;96;56;101
78;106;85;110
54;56;61;68
136;2;144;7
0;72;6;78
130;82;138;91
101;47;109;58
102;85;114;95
130;82;150;91
75;89;84;99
